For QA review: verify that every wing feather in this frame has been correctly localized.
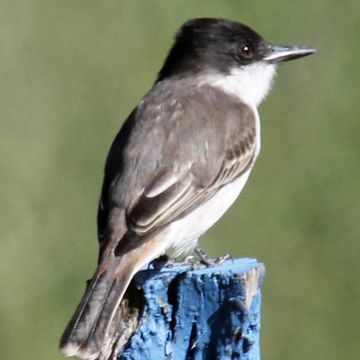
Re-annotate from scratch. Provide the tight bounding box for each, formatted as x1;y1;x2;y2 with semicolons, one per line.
128;123;257;234
100;80;259;241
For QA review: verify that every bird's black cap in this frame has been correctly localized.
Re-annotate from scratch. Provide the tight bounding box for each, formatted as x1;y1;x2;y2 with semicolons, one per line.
157;18;316;81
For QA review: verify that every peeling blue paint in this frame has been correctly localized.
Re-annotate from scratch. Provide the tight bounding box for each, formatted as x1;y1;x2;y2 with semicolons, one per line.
119;258;264;360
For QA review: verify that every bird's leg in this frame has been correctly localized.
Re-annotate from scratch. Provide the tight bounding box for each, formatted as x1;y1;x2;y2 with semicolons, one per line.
195;247;231;267
195;247;216;266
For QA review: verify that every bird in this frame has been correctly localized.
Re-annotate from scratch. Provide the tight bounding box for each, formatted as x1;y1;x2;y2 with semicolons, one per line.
60;17;316;359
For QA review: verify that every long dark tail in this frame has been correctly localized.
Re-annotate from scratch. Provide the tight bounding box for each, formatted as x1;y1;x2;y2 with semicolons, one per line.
59;255;139;359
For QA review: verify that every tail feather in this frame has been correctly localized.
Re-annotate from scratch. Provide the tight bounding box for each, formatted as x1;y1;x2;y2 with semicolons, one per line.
59;257;140;360
60;233;166;359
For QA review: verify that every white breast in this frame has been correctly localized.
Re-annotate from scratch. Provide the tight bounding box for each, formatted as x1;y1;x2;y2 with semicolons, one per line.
164;166;254;255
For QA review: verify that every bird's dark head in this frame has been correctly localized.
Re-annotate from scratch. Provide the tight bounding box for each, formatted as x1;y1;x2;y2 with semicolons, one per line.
157;18;316;98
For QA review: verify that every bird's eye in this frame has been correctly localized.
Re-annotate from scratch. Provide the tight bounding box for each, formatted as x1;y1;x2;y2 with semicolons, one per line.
238;44;253;60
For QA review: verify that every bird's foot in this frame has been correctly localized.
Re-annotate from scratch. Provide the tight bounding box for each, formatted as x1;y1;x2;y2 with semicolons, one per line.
214;253;232;265
195;248;231;267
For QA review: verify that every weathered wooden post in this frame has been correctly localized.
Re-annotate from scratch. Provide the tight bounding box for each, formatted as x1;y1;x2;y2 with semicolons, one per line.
102;258;265;360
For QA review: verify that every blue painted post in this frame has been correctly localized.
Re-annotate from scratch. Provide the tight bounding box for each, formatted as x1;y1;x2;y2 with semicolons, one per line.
109;258;265;360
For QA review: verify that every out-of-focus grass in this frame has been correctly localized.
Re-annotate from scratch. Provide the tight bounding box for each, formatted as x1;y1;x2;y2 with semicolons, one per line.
0;1;359;359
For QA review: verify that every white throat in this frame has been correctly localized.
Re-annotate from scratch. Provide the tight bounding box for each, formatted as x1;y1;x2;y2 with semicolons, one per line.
201;62;277;107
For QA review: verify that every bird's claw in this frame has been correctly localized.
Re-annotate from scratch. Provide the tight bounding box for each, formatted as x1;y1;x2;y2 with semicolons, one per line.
195;247;231;267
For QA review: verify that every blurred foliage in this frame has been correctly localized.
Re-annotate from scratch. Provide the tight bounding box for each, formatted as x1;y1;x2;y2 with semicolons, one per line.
1;1;359;359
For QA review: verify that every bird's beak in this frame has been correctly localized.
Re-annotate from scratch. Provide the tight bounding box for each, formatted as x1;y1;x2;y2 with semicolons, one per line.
263;44;316;63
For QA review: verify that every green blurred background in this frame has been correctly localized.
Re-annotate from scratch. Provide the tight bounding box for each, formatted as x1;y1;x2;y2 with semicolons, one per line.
1;1;359;359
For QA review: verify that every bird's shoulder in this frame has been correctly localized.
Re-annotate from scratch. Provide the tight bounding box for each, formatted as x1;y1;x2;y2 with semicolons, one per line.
106;77;258;189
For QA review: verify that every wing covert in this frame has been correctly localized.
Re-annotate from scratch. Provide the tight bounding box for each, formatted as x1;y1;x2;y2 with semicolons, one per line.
101;80;259;239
